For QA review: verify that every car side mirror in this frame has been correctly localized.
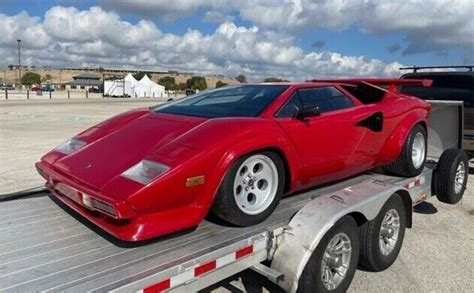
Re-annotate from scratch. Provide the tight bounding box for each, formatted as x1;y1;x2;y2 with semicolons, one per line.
296;106;320;120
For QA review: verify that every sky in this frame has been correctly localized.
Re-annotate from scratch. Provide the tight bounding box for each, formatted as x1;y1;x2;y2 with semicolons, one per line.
0;0;473;81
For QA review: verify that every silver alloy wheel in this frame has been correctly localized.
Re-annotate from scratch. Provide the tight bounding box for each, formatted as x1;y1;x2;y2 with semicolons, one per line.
454;161;466;194
379;209;400;256
321;233;352;291
411;132;426;169
233;154;278;215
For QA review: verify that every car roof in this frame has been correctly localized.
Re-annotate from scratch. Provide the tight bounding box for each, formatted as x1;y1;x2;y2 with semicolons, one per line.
401;71;474;78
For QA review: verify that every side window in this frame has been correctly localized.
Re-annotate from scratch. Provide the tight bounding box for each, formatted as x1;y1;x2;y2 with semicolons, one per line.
276;92;302;118
277;87;354;118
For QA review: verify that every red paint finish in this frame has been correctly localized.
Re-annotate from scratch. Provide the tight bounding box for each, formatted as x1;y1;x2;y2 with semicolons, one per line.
36;81;430;241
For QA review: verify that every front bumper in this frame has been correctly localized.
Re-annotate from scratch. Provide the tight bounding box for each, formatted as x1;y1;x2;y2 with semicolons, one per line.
36;162;204;242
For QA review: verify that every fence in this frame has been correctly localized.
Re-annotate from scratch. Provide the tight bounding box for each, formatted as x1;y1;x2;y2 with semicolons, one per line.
1;89;179;100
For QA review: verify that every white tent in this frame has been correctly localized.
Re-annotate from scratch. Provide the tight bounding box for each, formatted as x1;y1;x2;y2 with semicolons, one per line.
104;73;165;98
104;79;132;97
125;73;142;97
139;75;165;98
104;73;138;97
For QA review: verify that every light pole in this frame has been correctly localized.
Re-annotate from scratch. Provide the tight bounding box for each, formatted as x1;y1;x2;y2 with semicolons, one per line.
17;39;21;88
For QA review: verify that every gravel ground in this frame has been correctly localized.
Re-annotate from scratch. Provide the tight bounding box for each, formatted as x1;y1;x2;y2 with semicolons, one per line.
0;99;472;292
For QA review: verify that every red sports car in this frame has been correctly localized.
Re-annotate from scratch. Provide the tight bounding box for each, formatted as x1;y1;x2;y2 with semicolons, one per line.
36;79;431;241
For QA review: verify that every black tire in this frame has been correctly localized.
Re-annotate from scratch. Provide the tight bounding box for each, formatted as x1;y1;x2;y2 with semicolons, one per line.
433;149;468;204
298;216;359;293
384;124;427;177
211;151;284;226
358;194;406;271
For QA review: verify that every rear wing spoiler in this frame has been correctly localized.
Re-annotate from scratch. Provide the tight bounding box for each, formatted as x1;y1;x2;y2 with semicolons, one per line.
308;78;432;103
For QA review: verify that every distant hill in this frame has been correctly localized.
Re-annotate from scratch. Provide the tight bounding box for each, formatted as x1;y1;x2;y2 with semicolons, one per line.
1;67;237;89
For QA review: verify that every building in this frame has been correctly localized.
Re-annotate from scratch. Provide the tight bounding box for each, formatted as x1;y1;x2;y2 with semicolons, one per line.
63;73;102;91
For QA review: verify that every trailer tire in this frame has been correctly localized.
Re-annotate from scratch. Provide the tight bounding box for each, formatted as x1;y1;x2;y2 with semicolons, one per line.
433;149;468;204
212;151;284;226
384;124;426;177
358;194;406;271
298;216;359;293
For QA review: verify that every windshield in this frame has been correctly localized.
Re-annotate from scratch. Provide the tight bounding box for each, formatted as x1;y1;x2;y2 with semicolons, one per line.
152;85;289;118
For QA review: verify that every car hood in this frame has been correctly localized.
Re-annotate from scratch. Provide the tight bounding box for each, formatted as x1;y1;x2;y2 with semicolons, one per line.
53;111;206;189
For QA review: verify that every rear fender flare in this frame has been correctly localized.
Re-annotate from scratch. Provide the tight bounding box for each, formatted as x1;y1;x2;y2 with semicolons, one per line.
380;110;427;163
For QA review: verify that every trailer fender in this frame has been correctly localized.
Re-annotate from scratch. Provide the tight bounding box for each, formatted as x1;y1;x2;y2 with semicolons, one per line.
271;179;404;292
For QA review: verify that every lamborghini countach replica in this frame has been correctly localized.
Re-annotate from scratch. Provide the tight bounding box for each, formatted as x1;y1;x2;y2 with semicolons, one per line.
36;79;431;241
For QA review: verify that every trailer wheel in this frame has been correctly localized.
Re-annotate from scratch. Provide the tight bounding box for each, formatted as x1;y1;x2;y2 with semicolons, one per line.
384;124;426;177
298;216;359;293
358;194;406;271
212;151;284;226
433;148;468;204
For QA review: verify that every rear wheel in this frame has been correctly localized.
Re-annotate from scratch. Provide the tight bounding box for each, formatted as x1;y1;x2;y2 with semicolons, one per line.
358;194;406;271
212;151;284;226
298;216;359;293
384;124;426;177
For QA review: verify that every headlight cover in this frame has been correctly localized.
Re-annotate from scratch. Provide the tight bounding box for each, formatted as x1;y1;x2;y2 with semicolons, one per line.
55;138;86;155
122;160;170;185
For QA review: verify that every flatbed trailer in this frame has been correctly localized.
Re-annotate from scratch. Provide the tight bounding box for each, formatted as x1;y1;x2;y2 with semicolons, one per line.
0;101;467;292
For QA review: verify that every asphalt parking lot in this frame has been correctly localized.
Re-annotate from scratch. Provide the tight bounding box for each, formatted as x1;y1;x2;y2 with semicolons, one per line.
0;99;472;292
0;98;164;194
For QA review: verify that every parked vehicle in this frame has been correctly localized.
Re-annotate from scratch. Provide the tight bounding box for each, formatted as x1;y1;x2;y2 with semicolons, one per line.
0;84;14;90
88;87;101;93
42;84;54;92
399;65;474;157
30;86;42;91
36;79;431;241
185;88;196;96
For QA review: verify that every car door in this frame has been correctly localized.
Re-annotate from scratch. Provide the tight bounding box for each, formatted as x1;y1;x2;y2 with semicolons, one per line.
275;86;374;186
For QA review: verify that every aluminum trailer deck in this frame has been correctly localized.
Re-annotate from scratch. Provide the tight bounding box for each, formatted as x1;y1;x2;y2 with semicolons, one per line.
0;169;430;292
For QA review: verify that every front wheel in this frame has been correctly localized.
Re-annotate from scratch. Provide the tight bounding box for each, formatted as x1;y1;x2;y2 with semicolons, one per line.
211;151;284;226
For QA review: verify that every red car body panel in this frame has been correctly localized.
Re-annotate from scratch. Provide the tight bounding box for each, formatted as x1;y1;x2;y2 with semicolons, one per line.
36;80;431;241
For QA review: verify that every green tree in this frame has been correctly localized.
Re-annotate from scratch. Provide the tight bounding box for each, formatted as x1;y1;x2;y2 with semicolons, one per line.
186;76;207;90
158;76;178;90
215;80;228;88
235;74;247;83
98;66;105;72
8;64;14;70
178;82;187;91
21;72;41;86
133;71;151;80
263;77;289;82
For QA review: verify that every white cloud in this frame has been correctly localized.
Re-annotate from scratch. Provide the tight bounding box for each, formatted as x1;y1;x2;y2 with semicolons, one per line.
0;12;50;49
43;6;161;47
0;6;403;80
99;0;474;55
203;10;235;23
99;0;227;19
